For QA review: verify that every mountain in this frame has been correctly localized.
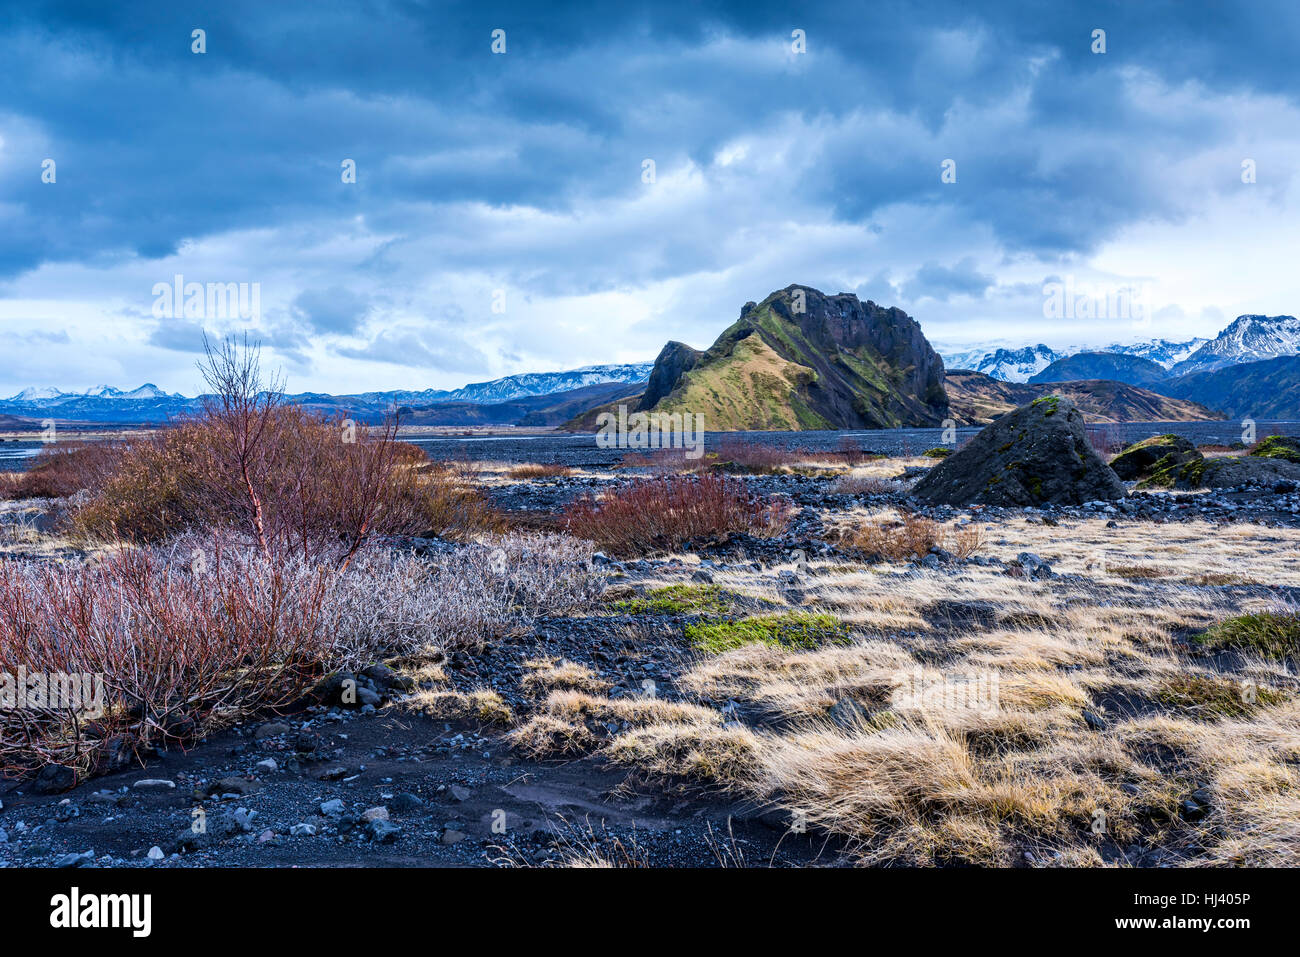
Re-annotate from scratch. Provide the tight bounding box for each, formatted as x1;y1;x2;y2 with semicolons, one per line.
943;344;1064;382
1108;337;1209;369
436;363;653;404
620;285;948;431
1029;352;1169;386
6;383;184;403
1168;315;1300;377
1157;355;1300;419
0;364;655;426
945;371;1224;426
398;380;646;427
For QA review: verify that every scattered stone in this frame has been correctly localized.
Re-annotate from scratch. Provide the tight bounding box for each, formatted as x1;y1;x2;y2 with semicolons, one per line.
361;806;390;822
388;793;425;815
253;721;292;740
367;819;401;843
448;785;471;803
440;828;467;845
319;799;345;817
32;764;77;795
133;778;176;790
146;846;165;861
290;823;318;837
206;777;261;797
54;850;95;868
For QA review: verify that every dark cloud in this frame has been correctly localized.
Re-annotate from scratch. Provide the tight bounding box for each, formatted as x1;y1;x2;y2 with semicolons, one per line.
901;259;994;302
292;287;372;335
0;1;1295;391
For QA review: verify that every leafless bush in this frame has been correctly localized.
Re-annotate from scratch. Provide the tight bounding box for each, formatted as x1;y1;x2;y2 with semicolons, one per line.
3;441;124;500
562;473;792;555
830;474;904;496
0;537;332;777
321;532;603;667
0;529;603;779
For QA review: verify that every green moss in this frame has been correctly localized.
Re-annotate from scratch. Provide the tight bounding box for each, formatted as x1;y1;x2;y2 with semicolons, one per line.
1194;612;1300;660
686;612;850;654
612;584;734;617
922;447;952;458
1249;435;1300;464
1031;395;1060;415
1155;674;1286;719
1139;454;1206;490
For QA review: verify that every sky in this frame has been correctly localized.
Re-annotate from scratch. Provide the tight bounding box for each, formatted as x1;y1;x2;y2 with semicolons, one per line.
1;1;1297;396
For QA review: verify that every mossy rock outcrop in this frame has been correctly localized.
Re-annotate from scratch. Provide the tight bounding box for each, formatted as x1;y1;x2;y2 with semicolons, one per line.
910;396;1126;506
1195;456;1300;488
1249;434;1300;464
1111;434;1200;482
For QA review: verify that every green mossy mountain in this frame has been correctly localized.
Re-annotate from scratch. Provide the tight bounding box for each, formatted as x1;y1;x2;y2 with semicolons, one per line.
630;285;949;431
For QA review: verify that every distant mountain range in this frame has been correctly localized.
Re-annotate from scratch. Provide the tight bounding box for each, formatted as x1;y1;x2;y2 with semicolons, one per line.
0;363;655;426
5;310;1298;432
942;315;1295;384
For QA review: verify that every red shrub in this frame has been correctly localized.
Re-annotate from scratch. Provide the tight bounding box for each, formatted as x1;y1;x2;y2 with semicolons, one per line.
561;473;792;555
0;540;332;778
4;441;124;499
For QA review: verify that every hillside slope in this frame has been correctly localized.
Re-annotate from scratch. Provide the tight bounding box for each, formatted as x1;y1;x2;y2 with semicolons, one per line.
638;285;948;431
946;371;1224;425
1157;355;1300;418
1030;351;1168;386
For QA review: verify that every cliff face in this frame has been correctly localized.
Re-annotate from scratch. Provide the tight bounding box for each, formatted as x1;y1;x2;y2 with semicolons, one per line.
636;341;701;411
640;285;949;430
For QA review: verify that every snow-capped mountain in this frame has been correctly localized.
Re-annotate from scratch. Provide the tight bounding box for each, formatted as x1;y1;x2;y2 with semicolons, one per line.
0;365;656;425
1167;315;1300;377
440;362;655;404
942;344;1065;382
943;316;1291;383
1106;338;1210;370
6;383;184;403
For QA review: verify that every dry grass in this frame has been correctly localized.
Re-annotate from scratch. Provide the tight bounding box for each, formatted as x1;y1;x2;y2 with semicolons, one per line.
517;523;1300;866
507;463;573;480
839;511;986;562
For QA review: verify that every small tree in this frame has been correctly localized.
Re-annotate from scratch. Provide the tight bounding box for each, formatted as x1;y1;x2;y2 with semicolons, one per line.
197;334;282;561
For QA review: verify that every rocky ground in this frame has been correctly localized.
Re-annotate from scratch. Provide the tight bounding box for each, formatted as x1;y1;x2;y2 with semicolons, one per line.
3;434;1300;869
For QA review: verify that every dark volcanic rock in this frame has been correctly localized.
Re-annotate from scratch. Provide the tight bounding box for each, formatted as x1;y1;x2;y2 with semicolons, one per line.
910;396;1126;506
637;340;701;411
1196;455;1300;488
1110;434;1200;481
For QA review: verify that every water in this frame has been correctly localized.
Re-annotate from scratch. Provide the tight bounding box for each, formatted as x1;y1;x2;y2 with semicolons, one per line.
398;421;1300;467
3;421;1296;472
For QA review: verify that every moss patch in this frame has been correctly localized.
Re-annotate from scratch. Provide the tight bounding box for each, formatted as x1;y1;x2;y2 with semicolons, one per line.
611;584;733;617
1194;611;1300;660
1249;435;1300;464
686;612;850;654
1156;675;1286;719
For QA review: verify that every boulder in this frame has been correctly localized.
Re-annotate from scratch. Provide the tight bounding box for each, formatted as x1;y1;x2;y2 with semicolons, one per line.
1195;456;1300;489
910;396;1125;506
1249;434;1300;464
1110;434;1200;481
